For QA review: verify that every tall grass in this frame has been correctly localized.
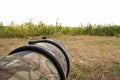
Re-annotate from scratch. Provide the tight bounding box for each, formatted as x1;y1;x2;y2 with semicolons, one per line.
0;22;120;38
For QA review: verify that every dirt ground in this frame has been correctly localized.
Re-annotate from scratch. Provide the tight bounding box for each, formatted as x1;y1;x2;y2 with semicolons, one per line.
0;35;120;80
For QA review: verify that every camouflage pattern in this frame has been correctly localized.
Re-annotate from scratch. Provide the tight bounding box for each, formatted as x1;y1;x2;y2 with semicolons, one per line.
0;52;60;80
0;39;70;80
36;43;68;76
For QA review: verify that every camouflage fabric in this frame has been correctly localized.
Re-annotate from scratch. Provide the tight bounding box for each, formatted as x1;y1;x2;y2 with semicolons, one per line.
0;52;60;80
36;43;68;76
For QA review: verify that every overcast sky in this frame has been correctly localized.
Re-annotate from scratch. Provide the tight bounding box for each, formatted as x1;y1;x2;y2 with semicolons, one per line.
0;0;120;26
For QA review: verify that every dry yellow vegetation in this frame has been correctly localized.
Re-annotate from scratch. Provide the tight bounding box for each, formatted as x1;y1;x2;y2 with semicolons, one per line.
0;35;120;80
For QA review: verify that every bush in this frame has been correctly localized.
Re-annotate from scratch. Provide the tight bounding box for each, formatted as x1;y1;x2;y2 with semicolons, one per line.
0;23;120;38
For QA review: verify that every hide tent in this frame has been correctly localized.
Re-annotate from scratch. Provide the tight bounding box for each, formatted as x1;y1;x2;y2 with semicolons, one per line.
0;38;70;80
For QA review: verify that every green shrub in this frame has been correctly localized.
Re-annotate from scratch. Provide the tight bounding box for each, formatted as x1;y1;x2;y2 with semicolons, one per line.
0;23;120;38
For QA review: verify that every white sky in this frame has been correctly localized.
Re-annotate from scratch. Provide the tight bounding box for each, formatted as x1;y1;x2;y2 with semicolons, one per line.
0;0;120;26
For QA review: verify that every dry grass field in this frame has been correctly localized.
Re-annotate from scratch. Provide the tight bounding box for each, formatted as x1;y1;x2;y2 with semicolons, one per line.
0;35;120;80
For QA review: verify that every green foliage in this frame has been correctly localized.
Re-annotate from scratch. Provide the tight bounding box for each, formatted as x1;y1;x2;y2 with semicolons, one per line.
0;22;3;28
0;22;120;38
